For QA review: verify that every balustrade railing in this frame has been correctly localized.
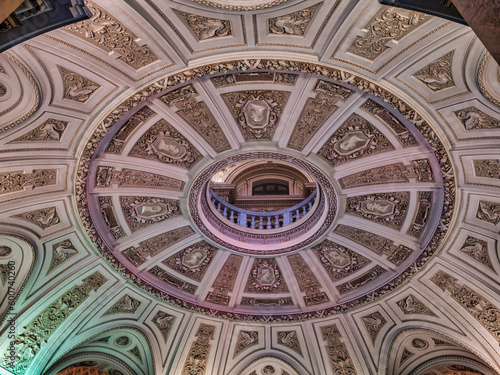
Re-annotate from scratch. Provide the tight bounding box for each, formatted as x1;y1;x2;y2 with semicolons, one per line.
209;187;318;230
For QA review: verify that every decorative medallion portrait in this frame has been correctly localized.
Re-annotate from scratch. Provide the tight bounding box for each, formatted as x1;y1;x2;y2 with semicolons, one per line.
182;249;207;268
360;200;395;216
134;202;175;220
325;248;351;268
257;266;276;286
149;135;187;160
243;100;271;128
334;131;369;155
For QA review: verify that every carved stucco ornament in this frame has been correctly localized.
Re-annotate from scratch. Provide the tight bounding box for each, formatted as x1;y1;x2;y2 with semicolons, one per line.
454;107;500;130
177;10;231;41
0;82;6;96
59;66;100;102
13;119;68;142
49;239;78;272
476;201;500;225
268;4;319;36
15;207;60;229
413;51;455;91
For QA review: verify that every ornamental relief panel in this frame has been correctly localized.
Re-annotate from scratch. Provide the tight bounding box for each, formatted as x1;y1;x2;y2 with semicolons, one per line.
149;266;197;294
211;72;297;88
128;119;203;169
65;1;159;70
396;294;436;316
206;254;243;306
96;166;184;192
459;236;493;269
162;241;217;282
59;67;100;102
49;239;78;272
15;206;60;230
0;169;57;196
321;324;358;375
317;113;395;167
345;192;409;230
181;324;215;375
413;51;455;92
347;8;431;61
104;294;141;315
99;196;125;239
407;191;432;238
473;159;500;179
287;80;352;151
476;201;500;225
312;240;370;281
12;119;68;142
337;265;386;294
161;85;231;153
454;107;500;130
361;311;387;343
268;4;319;36
177;11;232;41
122;226;195;266
234;330;259;357
245;258;289;293
222;90;290;141
152;311;175;342
120;196;180;232
288;253;329;306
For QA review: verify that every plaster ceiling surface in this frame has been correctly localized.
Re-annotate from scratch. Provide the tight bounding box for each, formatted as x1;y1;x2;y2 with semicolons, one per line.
0;0;500;375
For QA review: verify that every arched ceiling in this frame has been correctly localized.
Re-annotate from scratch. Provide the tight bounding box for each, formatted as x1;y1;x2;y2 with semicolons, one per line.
0;0;500;374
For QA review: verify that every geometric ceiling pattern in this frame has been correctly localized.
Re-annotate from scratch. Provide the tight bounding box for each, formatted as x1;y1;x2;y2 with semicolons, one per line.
0;0;499;374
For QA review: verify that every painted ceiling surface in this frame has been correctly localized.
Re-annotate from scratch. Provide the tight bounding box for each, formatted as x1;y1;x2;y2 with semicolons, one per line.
0;0;500;374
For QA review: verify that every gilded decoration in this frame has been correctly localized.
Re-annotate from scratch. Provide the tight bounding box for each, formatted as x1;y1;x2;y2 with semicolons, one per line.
454;107;500;130
277;331;302;356
98;196;125;239
206;254;243;305
106;106;156;154
460;236;493;269
473;159;500;179
161;85;231;153
407;191;432;238
177;11;231;41
287;80;352;151
65;1;158;69
337;265;386;294
152;311;175;341
104;295;141;314
234;331;259;357
181;324;215;375
431;270;500;343
13;119;68;142
346;192;409;230
96;167;185;191
396;294;435;315
321;324;358;375
0;169;57;195
211;72;297;88
476;201;500;225
360;99;418;147
162;241;217;282
268;4;319;36
413;51;455;91
16;206;60;230
347;8;431;61
49;239;78;272
361;312;387;343
245;258;289;293
123;226;194;266
128;119;203;169
120;196;180;232
288;253;329;306
339;160;433;188
59;67;100;102
0;272;107;374
149;266;197;294
312;240;370;281
75;61;455;321
317;113;395;167
222;90;290;140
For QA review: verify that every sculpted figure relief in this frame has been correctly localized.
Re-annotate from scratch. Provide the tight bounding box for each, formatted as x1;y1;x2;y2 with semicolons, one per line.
334;131;369;155
182;249;207;268
361;200;395;216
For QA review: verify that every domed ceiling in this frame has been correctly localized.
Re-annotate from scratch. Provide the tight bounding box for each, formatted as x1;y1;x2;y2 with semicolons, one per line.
1;0;500;374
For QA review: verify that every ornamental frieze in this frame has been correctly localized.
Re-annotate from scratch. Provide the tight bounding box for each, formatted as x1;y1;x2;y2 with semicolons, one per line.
120;196;180;232
177;11;231;41
96;166;185;191
413;51;455;92
321;324;358;375
240;297;294;306
161;85;231;153
288;253;329;306
406;191;432;238
12;119;68;142
287;80;352;151
454;107;500;130
65;1;158;69
205;254;242;306
211;72;297;88
347;8;431;61
268;4;319;36
222;90;290;141
59;67;100;102
337;265;386;294
149;266;197;294
128;119;203;169
122;226;195;266
245;258;289;293
345;192;409;230
317;113;395;167
181;324;215;375
312;240;370;281
98;196;125;239
162;241;217;282
0;169;57;196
